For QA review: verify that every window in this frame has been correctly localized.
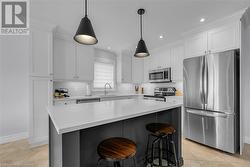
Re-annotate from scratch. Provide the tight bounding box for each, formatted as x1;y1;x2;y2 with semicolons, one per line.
93;62;115;89
93;49;116;89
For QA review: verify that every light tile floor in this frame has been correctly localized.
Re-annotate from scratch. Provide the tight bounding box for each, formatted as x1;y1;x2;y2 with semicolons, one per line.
0;139;249;167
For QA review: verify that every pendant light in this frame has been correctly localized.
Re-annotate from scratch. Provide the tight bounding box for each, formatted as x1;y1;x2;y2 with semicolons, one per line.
74;0;98;45
134;8;150;58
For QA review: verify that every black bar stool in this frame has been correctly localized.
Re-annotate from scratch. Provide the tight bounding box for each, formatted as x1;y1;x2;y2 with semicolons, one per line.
145;123;178;167
97;137;137;167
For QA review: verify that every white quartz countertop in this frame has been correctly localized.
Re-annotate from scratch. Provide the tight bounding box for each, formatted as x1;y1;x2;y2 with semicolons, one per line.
47;99;182;134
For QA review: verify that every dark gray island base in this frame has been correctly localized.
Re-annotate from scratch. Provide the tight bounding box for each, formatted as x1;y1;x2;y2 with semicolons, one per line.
49;107;183;167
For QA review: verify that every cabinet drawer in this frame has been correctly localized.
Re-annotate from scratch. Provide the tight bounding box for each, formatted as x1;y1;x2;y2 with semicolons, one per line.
54;100;76;106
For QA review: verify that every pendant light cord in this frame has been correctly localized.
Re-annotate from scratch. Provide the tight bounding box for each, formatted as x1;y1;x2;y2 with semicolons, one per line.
84;0;87;16
140;14;143;39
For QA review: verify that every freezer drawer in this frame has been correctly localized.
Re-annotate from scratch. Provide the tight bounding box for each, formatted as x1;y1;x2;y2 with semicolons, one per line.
185;109;238;153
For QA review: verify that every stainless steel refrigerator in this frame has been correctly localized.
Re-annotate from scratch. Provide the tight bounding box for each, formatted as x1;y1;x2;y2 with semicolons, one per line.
183;49;239;153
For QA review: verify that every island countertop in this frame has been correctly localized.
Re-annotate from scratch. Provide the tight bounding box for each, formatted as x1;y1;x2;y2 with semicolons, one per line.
47;99;182;134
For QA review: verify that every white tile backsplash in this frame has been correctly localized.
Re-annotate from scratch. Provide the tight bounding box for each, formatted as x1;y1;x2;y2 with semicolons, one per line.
141;81;183;95
53;81;88;96
53;81;183;97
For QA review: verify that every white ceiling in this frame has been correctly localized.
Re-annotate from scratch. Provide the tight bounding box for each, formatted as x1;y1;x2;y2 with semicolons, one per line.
31;0;250;53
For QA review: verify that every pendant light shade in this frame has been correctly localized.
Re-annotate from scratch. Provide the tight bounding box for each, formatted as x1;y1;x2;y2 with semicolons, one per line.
134;8;150;58
135;39;150;57
74;0;98;45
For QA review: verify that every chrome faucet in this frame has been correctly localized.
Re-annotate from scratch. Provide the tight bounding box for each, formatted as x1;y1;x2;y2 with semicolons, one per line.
104;83;112;95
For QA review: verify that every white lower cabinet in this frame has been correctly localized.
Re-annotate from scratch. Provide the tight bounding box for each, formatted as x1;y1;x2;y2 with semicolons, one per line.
54;100;76;106
29;77;52;146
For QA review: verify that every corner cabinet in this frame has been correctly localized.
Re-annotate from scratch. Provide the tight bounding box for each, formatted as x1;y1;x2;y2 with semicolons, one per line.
53;37;94;81
185;22;240;58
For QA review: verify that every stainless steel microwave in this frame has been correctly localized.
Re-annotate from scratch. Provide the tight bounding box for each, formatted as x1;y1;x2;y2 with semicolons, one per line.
149;68;171;83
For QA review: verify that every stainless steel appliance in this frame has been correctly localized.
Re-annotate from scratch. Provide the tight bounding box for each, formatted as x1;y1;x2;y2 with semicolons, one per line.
149;68;171;83
144;87;176;101
183;49;239;153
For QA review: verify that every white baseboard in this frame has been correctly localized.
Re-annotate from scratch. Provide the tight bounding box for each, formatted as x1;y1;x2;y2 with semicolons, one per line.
29;136;48;148
244;136;250;144
0;132;29;144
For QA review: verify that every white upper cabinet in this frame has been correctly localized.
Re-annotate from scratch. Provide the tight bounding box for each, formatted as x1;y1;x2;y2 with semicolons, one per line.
30;28;53;77
76;44;94;81
157;48;172;69
143;56;151;82
185;22;240;58
207;22;240;53
171;45;184;81
132;57;144;84
54;38;76;80
53;37;94;81
185;32;207;58
121;51;132;83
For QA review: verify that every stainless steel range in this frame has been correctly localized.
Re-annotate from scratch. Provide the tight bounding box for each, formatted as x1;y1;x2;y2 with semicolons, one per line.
144;87;176;102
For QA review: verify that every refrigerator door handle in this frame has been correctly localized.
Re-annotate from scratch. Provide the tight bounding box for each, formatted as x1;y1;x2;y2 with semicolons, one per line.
186;109;230;118
200;57;205;109
204;56;208;110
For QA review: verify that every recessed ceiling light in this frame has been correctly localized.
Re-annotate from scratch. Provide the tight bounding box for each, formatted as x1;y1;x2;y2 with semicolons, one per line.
107;46;111;50
159;35;164;39
200;18;205;22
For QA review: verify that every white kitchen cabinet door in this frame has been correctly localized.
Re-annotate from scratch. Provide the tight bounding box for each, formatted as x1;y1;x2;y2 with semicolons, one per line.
171;45;184;81
121;51;132;83
185;32;207;58
30;29;53;77
208;22;240;53
76;44;94;81
143;56;151;82
161;48;172;68
29;77;52;146
53;38;76;80
132;57;144;83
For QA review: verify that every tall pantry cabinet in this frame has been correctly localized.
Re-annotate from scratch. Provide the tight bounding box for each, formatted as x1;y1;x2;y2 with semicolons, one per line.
29;20;55;146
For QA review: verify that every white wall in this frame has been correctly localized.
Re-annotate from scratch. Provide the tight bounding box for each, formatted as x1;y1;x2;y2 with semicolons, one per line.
0;36;29;143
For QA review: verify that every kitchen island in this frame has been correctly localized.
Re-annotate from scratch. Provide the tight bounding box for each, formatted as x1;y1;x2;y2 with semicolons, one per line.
48;99;183;167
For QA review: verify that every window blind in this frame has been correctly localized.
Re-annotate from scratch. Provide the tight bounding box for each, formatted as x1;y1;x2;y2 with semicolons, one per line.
93;62;114;88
